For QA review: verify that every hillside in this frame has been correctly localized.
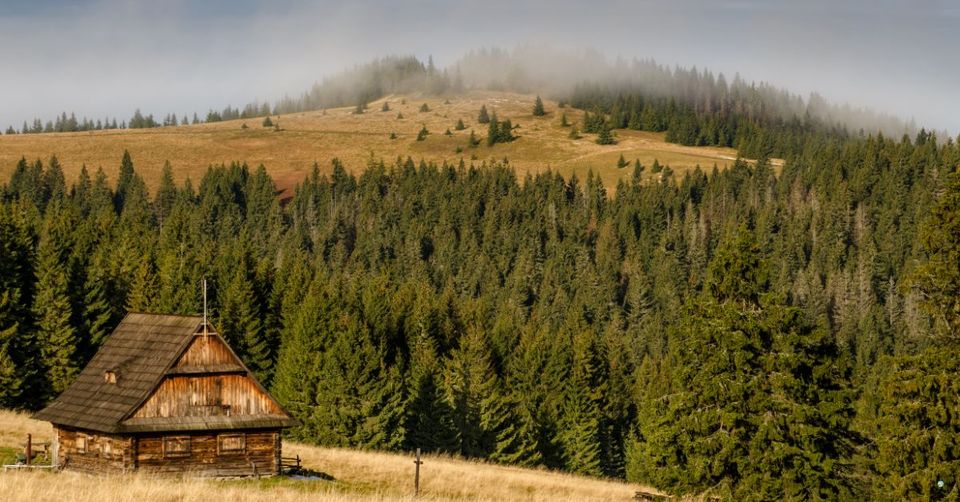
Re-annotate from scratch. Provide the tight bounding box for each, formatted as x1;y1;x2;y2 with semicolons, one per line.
0;91;766;195
0;410;659;501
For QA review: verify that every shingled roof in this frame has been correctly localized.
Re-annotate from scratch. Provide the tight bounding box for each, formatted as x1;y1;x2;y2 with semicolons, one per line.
34;313;295;433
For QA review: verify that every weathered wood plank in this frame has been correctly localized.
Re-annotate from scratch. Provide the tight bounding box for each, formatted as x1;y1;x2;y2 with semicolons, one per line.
176;335;237;368
131;374;283;418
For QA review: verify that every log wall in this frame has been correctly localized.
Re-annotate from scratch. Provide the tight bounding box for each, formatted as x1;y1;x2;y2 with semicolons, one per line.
135;429;281;477
56;426;135;474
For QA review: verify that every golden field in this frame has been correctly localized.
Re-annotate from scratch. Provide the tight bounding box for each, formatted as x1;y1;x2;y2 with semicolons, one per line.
0;409;661;501
0;92;759;195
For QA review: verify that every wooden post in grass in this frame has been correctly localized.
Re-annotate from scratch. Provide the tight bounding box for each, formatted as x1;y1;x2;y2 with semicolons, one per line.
414;448;423;497
25;434;31;466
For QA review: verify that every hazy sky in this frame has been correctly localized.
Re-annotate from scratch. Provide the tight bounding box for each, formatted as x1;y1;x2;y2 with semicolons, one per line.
1;0;957;134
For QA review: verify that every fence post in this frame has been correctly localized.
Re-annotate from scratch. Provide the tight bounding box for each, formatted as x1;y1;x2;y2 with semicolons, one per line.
414;448;423;497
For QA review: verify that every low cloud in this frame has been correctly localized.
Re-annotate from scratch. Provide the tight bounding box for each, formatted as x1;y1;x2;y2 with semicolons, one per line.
1;0;956;134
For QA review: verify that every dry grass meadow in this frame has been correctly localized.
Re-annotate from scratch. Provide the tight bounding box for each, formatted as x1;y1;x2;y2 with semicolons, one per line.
0;409;661;501
0;91;764;196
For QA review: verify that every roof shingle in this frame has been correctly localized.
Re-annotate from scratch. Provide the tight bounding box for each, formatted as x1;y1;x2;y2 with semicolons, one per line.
33;313;295;433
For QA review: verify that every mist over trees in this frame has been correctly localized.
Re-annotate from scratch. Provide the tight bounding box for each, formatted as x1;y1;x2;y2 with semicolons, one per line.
5;47;922;142
2;44;959;499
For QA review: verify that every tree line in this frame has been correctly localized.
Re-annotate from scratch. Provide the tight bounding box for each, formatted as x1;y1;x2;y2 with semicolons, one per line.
1;124;959;498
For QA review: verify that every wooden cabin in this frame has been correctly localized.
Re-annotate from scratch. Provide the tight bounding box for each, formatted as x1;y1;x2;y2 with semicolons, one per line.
34;313;297;476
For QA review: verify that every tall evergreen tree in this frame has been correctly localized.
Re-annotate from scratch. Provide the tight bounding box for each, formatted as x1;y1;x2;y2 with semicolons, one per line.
477;105;490;124
32;208;80;399
533;95;546;116
405;328;458;453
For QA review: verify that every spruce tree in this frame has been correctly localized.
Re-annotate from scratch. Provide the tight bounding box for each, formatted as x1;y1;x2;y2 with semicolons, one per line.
477;105;490;124
417;126;429;141
0;303;23;407
405;329;458;453
32;210;80;399
908;167;960;339
455;118;466;131
533;95;546;116
271;282;332;440
627;229;855;499
381;101;390;112
114;150;136;212
155;161;177;226
0;204;38;408
218;261;267;379
596;124;617;145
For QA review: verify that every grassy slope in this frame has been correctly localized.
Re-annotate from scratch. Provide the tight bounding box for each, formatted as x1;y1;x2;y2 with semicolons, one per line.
0;91;763;196
0;409;659;501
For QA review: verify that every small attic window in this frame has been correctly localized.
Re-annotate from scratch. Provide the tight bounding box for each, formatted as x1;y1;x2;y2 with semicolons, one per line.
103;370;117;384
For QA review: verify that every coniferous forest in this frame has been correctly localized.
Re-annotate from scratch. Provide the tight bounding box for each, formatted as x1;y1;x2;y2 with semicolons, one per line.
2;81;960;498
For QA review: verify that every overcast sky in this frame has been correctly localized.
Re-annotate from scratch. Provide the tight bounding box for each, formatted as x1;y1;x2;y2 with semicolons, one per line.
1;0;957;134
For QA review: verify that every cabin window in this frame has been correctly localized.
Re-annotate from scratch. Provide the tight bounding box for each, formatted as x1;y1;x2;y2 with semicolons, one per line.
103;370;117;384
76;434;88;454
163;436;191;458
218;433;245;455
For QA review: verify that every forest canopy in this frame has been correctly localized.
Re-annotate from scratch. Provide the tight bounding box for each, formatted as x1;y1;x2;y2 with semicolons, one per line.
1;118;959;497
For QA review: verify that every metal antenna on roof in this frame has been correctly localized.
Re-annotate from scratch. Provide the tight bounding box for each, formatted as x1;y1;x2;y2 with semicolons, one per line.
203;278;209;338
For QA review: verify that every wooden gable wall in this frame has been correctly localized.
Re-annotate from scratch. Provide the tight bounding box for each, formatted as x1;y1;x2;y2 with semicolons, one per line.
175;334;237;367
131;374;283;418
130;334;284;419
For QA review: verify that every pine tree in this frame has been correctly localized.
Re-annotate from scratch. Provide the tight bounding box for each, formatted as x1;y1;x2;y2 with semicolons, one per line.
381;101;390;112
405;329;458;453
79;261;113;356
32;211;79;399
417;126;429;141
455;118;466;131
217;261;267;378
627;229;855;499
271;283;331;441
477;105;490;124
596;124;617;145
445;328;496;457
262;116;273;127
155;161;177;226
0;301;23;407
533;95;546;116
114;150;136;211
908;167;960;339
419;103;430;113
560;112;569;127
568;126;581;139
0;204;38;408
468;130;480;148
617;154;628;169
126;257;158;312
